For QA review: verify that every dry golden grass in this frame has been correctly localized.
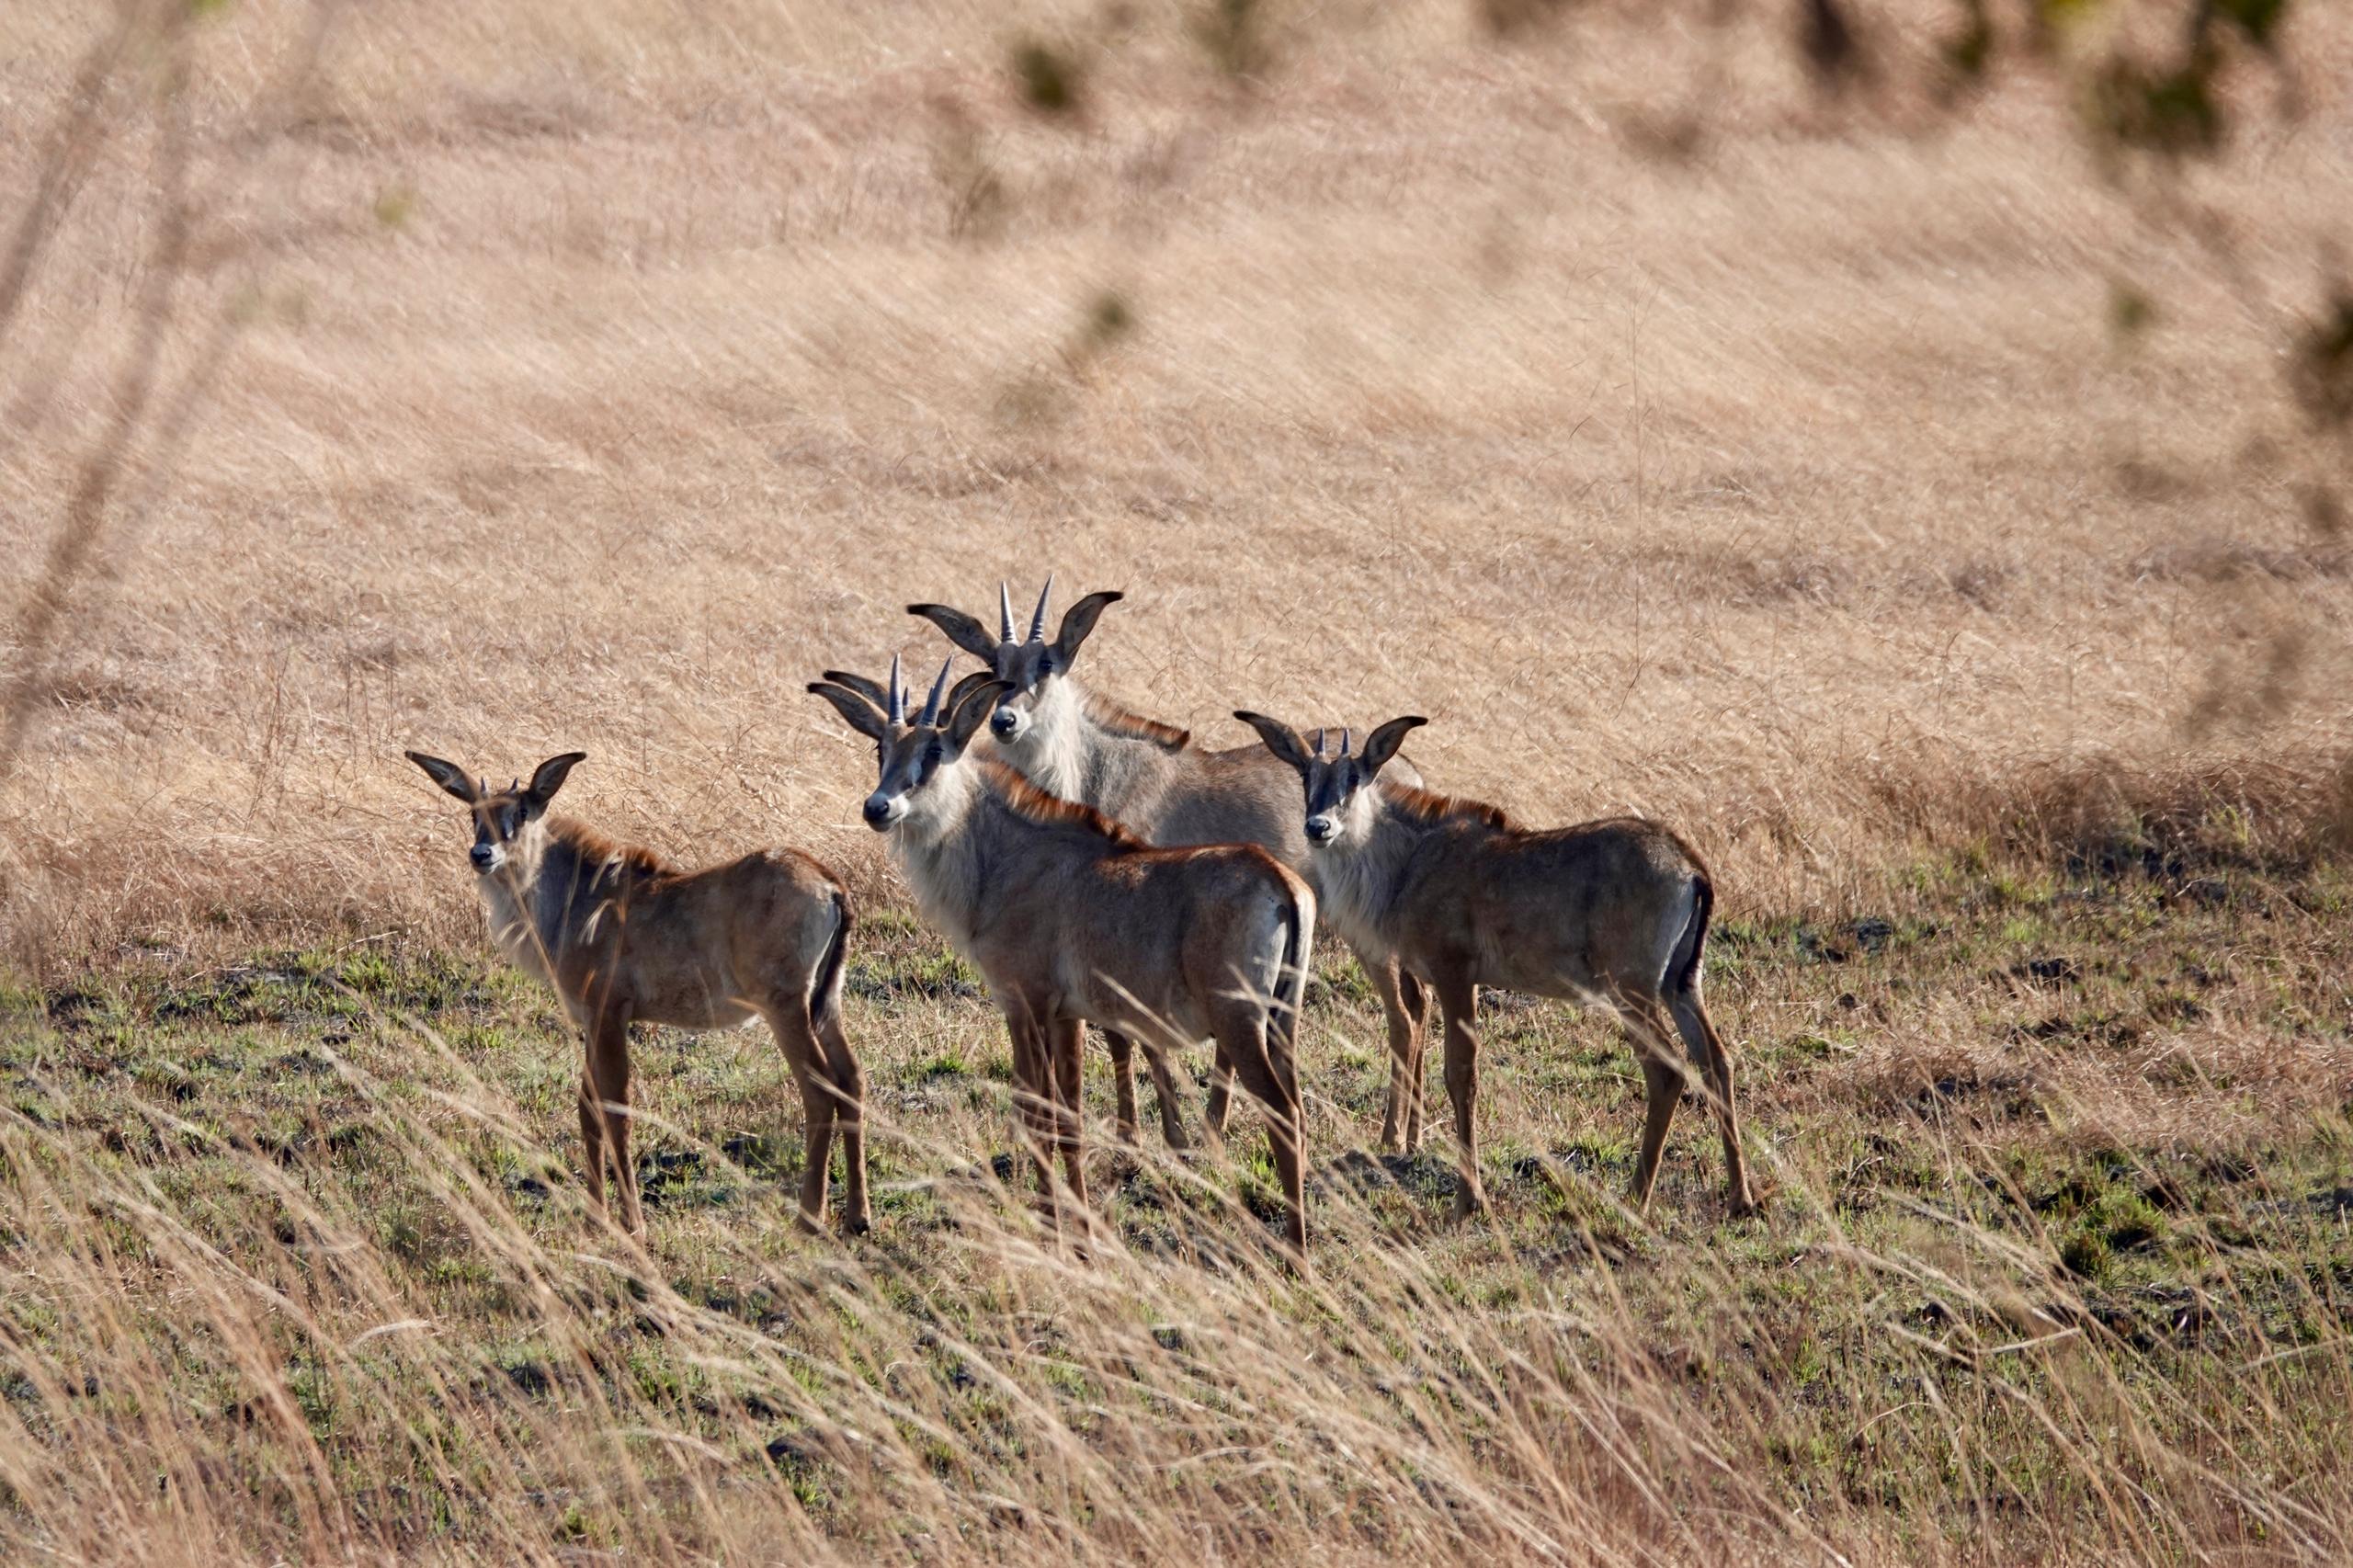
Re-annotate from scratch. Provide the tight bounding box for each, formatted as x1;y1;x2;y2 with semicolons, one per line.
5;0;2350;970
4;2;2353;1562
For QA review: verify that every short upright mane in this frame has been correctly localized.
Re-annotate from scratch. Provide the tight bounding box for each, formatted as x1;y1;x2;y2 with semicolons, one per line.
548;816;677;877
1380;783;1515;832
1082;691;1190;752
979;761;1148;847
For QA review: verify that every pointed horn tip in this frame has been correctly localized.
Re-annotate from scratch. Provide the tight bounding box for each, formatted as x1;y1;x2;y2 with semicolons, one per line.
918;656;953;723
1028;573;1054;642
999;580;1017;642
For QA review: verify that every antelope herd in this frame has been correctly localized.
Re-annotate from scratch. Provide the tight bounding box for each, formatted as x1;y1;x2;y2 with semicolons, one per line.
409;580;1756;1256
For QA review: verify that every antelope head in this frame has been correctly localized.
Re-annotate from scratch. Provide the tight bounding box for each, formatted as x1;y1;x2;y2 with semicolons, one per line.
1232;712;1427;847
807;655;1004;835
404;750;587;875
904;576;1122;748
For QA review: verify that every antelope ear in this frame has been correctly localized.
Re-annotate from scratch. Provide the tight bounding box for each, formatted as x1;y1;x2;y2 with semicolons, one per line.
808;681;889;743
907;603;1001;662
948;680;1014;752
526;752;587;809
405;750;478;802
1232;711;1313;777
1358;716;1427;778
1050;590;1123;671
945;668;997;719
821;668;892;714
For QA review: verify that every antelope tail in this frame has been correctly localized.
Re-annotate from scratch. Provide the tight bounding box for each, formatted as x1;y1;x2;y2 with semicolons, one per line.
810;888;853;1032
1668;871;1712;999
1271;886;1313;1061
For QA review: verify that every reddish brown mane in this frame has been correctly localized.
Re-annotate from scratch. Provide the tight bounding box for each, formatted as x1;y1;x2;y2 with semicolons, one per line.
1082;691;1190;752
978;762;1148;847
548;816;677;877
1381;782;1516;832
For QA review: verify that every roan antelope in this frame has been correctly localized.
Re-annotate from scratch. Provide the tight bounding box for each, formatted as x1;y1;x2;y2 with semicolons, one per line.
1232;713;1758;1220
806;658;1318;1254
404;751;870;1236
907;579;1437;1154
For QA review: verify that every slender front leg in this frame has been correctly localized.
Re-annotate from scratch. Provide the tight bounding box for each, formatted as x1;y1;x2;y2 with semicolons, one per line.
1202;1056;1236;1146
1433;972;1484;1218
575;1069;608;1217
1005;1009;1054;1222
1368;952;1426;1153
1050;1016;1089;1213
1402;971;1432;1151
1104;1028;1142;1147
586;1004;641;1234
1140;1041;1192;1152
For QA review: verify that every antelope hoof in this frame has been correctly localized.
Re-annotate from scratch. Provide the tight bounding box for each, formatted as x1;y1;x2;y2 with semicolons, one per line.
844;1212;874;1237
1452;1187;1487;1221
793;1210;825;1237
1727;1190;1762;1221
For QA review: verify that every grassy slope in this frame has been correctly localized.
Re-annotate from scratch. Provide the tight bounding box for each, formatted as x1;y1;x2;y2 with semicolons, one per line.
6;2;2353;1560
3;845;2348;1562
4;2;2351;971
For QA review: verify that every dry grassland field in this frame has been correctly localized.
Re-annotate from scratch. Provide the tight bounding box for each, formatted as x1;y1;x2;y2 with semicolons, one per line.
4;0;2353;1561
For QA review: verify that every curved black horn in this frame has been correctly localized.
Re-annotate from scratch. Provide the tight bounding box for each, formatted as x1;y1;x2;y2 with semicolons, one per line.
918;656;952;725
887;653;906;726
1339;728;1351;758
1028;574;1054;644
998;581;1016;643
1312;728;1325;759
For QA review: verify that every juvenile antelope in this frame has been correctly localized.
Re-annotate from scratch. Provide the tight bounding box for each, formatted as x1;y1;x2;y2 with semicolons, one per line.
908;579;1436;1154
404;751;870;1237
807;658;1318;1254
1233;713;1758;1220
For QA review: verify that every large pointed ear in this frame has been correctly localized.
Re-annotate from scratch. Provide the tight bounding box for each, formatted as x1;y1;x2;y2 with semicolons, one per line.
948;680;1013;752
1232;710;1313;777
1359;716;1427;778
946;668;997;719
405;750;478;802
821;668;892;714
1050;590;1123;670
807;681;888;743
906;603;1001;661
526;752;587;810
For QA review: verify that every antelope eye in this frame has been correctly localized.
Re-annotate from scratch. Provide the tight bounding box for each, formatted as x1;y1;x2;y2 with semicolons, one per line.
925;740;946;766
